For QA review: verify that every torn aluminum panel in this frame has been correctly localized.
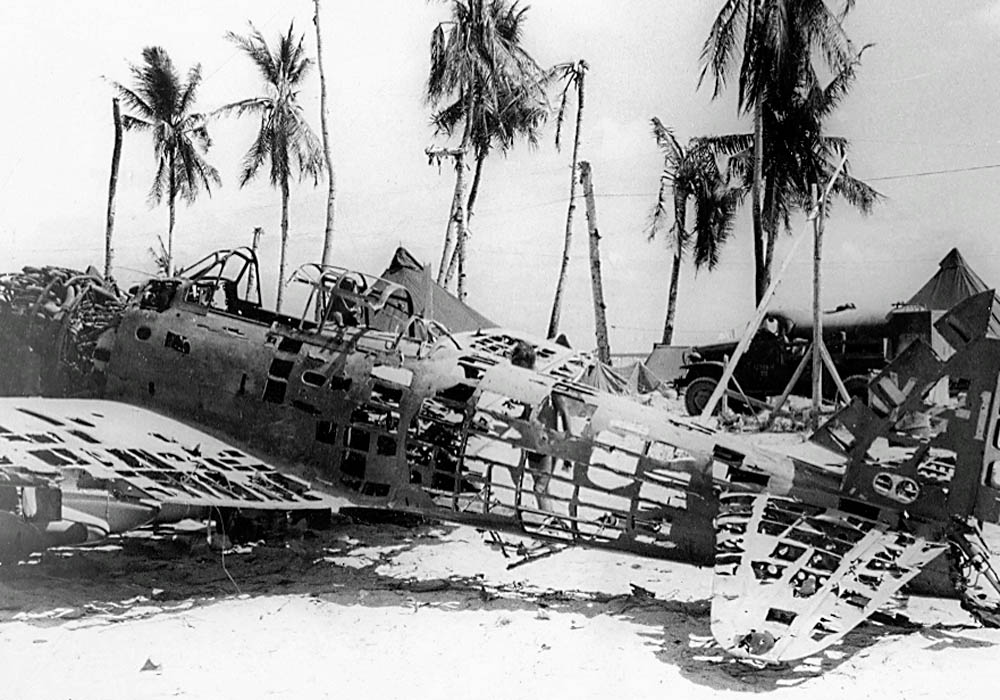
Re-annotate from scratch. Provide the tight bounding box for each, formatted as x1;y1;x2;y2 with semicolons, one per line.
0;397;330;536
710;492;946;662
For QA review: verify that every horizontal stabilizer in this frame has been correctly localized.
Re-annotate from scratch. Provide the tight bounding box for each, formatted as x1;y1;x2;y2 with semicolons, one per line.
711;492;946;663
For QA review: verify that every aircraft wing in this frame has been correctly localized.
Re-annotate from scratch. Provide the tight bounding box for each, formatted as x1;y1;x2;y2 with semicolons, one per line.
711;491;947;663
0;397;331;542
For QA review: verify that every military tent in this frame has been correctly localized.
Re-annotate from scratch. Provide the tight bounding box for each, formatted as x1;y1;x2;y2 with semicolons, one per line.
380;247;495;333
581;360;665;395
905;248;989;311
891;248;996;400
581;361;631;394
622;361;666;394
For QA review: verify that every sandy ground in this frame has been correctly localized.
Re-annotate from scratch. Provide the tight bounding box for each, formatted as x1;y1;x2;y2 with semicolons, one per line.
0;505;998;700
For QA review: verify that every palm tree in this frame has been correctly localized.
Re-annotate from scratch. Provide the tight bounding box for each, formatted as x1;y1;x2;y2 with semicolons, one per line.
112;47;220;276
427;0;545;300
313;0;337;267
699;0;859;302
219;23;324;312
648;119;741;345
435;76;549;287
702;47;879;265
545;59;587;341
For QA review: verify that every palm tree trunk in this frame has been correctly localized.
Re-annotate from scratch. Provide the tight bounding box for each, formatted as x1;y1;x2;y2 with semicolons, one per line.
443;150;485;286
314;0;336;267
276;175;290;312
453;92;475;302
546;62;586;340
763;176;778;292
752;100;766;303
167;149;176;277
454;148;469;302
437;165;462;287
467;149;485;217
661;196;686;345
580;161;611;365
104;98;123;281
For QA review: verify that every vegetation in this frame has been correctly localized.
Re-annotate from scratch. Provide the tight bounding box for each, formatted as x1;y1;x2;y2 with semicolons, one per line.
545;60;587;340
94;6;879;361
426;0;547;300
648;119;741;345
219;23;324;312
699;0;866;302
702;47;879;254
112;46;221;276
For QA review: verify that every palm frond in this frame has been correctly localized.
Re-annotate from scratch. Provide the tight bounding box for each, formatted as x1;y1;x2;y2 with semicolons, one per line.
115;46;219;212
120;114;152;132
650;117;684;169
698;0;747;98
214;97;273;120
110;82;155;122
222;23;324;192
647;174;672;242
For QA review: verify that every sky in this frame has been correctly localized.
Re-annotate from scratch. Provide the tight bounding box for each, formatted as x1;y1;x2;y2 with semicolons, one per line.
4;1;1000;354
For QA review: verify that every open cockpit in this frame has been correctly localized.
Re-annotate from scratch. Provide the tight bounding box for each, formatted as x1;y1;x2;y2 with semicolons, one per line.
132;247;454;350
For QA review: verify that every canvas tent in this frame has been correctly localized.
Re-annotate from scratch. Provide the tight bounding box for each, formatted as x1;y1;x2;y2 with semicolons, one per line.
905;248;989;311
890;247;995;346
380;247;495;333
581;360;665;396
644;344;691;385
582;361;631;394
890;248;996;400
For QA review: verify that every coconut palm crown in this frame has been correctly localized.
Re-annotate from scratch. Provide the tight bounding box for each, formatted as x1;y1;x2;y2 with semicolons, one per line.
649;118;741;345
218;22;324;311
112;46;221;275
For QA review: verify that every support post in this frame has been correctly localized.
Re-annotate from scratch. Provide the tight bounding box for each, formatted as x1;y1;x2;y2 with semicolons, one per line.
698;154;848;421
104;98;123;280
811;183;824;428
580;161;612;365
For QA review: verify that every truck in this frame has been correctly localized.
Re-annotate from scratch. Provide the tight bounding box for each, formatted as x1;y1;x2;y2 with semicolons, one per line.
675;309;888;416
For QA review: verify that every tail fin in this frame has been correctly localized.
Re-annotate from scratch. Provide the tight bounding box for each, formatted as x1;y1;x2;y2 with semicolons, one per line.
932;291;1000;522
809;290;1000;524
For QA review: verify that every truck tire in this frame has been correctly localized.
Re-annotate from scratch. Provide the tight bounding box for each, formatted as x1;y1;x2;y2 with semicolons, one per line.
684;376;719;416
842;374;869;404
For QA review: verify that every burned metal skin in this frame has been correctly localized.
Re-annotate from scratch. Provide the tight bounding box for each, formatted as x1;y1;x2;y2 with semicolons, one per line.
8;247;1000;664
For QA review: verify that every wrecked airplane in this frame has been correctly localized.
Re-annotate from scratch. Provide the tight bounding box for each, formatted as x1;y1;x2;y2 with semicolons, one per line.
2;246;1000;664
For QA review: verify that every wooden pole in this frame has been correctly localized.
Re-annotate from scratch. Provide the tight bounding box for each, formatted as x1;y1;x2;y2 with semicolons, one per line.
104;97;123;280
699;154;848;421
428;146;466;291
425;260;434;322
697;227;810;420
811;183;824;428
580;160;612;365
247;226;263;299
761;342;814;431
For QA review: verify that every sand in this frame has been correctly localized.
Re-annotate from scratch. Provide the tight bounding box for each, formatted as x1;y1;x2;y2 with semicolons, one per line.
0;511;998;700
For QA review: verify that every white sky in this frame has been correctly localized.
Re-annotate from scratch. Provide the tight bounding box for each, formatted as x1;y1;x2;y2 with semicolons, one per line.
4;1;1000;353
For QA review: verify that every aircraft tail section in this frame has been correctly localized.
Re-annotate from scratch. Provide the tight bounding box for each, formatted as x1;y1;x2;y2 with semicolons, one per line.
711;492;946;663
930;291;1000;523
809;338;946;458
